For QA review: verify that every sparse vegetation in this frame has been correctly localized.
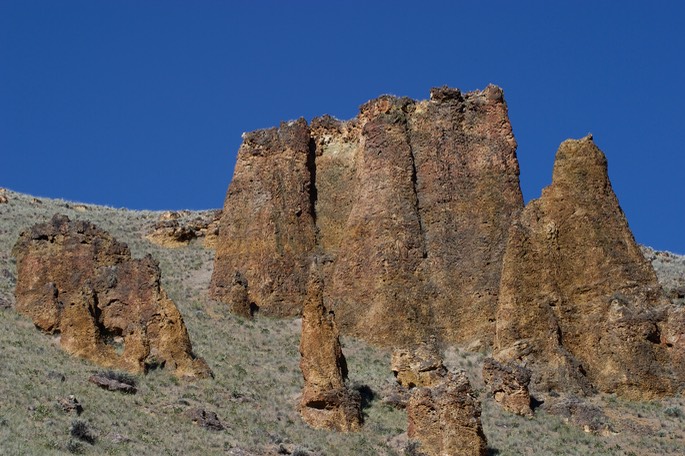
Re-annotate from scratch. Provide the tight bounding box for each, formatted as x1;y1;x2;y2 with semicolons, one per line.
1;188;684;455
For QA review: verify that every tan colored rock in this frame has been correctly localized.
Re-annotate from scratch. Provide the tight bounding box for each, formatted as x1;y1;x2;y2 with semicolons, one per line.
407;371;488;456
146;210;222;249
0;188;7;204
211;86;523;346
210;119;317;316
482;357;532;416
391;340;447;388
13;214;212;379
298;264;362;432
146;219;196;247
494;136;678;399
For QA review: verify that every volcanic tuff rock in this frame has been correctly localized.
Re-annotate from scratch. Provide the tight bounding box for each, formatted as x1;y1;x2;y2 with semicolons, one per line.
407;371;488;456
146;210;222;249
391;340;447;388
12;214;212;379
211;85;523;346
298;264;362;432
494;136;679;399
482;357;533;416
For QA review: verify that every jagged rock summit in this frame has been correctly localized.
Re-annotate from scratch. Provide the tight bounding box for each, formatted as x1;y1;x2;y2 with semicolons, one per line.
494;136;679;399
210;85;523;346
12;214;212;379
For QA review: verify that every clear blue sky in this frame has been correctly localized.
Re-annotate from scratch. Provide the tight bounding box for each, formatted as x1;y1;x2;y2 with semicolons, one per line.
1;1;683;253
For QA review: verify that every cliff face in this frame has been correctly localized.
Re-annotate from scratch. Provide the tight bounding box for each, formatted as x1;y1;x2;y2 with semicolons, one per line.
210;85;523;346
494;137;678;399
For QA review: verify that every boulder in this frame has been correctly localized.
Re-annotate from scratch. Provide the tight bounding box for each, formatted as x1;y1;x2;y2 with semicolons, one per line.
298;264;362;432
391;340;447;388
482;357;533;416
13;214;212;379
407;371;488;456
211;86;523;346
494;136;678;399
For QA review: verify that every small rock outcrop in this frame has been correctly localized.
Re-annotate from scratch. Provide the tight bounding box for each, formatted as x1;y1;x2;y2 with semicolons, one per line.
185;408;225;431
146;210;221;249
298;265;362;432
211;86;523;346
494;137;678;399
482;357;533;416
13;215;212;379
407;371;488;456
391;340;447;388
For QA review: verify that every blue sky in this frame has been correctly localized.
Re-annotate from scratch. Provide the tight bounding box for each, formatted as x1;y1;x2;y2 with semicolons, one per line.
1;1;683;253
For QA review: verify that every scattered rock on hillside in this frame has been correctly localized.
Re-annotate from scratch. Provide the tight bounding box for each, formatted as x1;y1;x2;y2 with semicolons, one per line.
89;372;137;394
185;408;225;431
57;395;83;415
211;85;524;346
494;136;679;399
543;395;612;435
482;357;533;416
298;264;362;432
407;371;488;456
391;339;447;388
12;214;212;379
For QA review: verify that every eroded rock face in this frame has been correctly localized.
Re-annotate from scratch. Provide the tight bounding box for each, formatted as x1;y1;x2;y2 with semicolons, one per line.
298;265;362;432
391;340;447;388
407;371;488;456
494;137;678;399
211;86;523;346
13;215;212;379
210;119;317;316
482;357;533;416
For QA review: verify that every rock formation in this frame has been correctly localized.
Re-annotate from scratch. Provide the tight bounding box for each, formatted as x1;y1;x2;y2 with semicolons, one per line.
494;136;678;399
407;371;488;456
146;210;221;249
391;339;447;388
482;357;533;416
12;214;212;379
210;119;317;317
211;85;523;346
298;264;362;432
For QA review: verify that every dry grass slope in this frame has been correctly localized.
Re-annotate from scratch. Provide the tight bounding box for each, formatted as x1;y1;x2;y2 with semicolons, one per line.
1;188;684;455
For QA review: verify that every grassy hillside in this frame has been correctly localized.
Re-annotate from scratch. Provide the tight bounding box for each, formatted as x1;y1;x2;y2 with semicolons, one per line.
1;188;684;455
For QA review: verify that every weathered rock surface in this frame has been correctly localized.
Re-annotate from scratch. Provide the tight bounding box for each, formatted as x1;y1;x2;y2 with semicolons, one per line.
146;210;221;249
210;119;317;317
391;340;447;388
13;214;212;379
407;371;488;456
494;136;678;399
482;357;533;416
185;408;225;431
0;188;7;204
211;86;523;346
298;265;362;432
89;373;137;394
